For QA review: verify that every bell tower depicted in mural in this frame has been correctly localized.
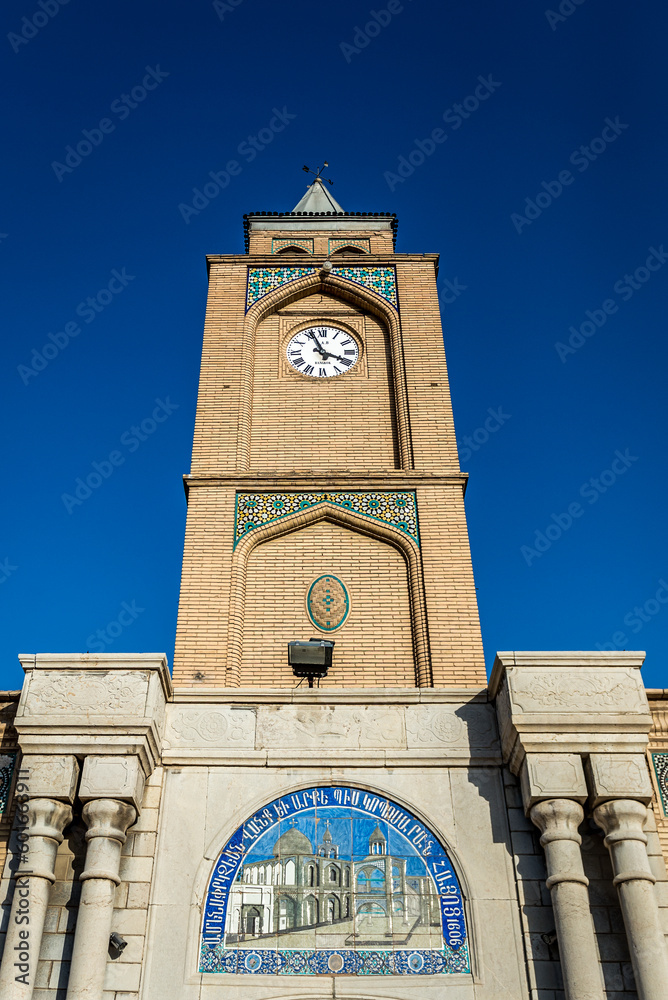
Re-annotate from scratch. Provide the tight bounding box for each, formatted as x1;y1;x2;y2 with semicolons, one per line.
173;171;485;690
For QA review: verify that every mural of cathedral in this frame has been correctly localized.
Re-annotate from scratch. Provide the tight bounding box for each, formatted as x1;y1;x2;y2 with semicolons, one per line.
226;819;439;948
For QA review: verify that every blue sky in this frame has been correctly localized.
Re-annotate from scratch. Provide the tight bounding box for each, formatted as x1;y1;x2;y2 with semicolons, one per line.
2;0;667;690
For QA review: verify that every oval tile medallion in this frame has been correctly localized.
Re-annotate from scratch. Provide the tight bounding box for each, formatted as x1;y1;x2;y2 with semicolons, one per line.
307;575;349;632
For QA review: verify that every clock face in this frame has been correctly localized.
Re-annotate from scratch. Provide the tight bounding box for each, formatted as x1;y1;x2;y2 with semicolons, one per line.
286;326;359;378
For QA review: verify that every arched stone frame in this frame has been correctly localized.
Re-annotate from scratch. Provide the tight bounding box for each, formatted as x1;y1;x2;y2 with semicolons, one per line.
189;779;483;985
224;501;432;687
236;271;414;471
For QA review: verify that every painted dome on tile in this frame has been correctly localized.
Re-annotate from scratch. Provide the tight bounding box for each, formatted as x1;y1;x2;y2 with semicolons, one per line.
273;828;313;856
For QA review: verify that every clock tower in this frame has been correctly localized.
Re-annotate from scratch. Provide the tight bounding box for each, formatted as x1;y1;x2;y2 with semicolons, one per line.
173;174;485;689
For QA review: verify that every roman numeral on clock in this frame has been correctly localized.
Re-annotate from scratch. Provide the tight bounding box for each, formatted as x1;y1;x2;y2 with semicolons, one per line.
318;367;327;377
303;364;314;375
339;358;352;367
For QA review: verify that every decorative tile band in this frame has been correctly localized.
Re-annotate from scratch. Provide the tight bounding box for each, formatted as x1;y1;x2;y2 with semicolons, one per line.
272;238;314;254
652;753;668;815
329;238;370;254
200;785;469;976
0;753;17;815
200;945;470;976
235;492;418;547
246;266;397;310
247;267;317;309
331;266;397;307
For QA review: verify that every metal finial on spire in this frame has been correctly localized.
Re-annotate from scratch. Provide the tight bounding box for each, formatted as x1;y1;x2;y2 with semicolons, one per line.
302;161;334;187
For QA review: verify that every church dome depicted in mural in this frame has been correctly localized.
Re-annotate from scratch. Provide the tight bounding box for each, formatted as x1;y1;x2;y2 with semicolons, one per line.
272;827;313;857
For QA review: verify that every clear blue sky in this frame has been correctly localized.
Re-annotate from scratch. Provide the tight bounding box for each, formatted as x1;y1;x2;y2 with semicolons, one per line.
2;0;667;690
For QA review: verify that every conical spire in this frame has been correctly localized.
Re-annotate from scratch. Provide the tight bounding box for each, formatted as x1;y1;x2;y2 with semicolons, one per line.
292;176;345;214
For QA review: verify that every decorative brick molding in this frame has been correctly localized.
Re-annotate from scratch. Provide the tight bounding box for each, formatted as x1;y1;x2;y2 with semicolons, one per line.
271;237;314;254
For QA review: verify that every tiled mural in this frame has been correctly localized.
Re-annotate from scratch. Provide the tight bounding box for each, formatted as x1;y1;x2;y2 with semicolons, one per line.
246;266;398;310
234;492;419;547
200;786;469;976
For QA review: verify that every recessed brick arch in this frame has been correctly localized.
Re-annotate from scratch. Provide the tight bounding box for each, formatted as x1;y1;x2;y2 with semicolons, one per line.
225;502;431;687
236;272;413;471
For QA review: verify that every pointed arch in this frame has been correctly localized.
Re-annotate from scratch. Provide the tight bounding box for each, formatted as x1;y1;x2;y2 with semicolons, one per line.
224;501;431;687
236;271;413;470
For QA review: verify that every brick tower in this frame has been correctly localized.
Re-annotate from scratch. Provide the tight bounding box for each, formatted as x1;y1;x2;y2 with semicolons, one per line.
173;175;485;689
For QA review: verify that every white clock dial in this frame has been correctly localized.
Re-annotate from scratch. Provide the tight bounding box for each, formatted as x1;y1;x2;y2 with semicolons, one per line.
286;325;359;378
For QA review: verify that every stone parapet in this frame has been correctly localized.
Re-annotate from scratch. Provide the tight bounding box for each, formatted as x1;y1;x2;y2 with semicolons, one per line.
489;651;651;772
15;654;172;776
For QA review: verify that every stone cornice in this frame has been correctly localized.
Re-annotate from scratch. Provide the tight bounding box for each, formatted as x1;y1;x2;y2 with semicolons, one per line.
170;686;489;704
184;471;467;493
15;654;172;775
490;651;652;772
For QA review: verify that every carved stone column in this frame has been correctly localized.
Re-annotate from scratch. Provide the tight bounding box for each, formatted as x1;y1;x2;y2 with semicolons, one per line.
0;755;78;1000
522;754;605;1000
587;752;668;1000
593;797;668;1000
65;798;137;1000
530;800;605;1000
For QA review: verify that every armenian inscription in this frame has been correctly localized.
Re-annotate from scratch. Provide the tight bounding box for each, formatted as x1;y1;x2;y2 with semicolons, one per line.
200;785;469;976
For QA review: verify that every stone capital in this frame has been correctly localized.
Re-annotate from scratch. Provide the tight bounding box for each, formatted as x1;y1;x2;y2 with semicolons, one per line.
82;798;137;844
593;798;650;849
520;752;588;812
530;797;585;846
13;798;73;883
586;753;654;808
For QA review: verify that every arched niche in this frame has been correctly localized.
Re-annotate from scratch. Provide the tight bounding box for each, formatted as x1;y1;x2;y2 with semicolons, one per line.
225;502;431;688
199;784;471;978
236;272;413;470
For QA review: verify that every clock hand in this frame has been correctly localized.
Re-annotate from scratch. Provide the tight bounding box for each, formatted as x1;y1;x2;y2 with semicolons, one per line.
306;330;331;359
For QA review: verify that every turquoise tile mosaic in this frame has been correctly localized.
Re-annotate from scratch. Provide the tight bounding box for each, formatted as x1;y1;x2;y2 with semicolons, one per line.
652;753;668;815
200;785;470;977
234;492;418;547
247;267;317;309
332;267;397;308
0;753;17;815
246;266;398;310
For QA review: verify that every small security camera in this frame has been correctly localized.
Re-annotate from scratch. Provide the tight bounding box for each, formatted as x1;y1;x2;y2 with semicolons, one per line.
109;932;128;953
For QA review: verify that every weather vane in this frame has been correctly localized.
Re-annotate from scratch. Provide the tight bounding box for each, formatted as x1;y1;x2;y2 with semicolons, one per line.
302;161;334;186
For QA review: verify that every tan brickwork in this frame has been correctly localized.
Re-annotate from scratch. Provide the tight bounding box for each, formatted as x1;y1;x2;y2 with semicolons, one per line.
240;520;415;687
173;216;487;689
0;694;19;878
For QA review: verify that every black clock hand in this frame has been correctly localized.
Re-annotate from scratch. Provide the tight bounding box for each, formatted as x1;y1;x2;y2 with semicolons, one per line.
307;330;331;359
